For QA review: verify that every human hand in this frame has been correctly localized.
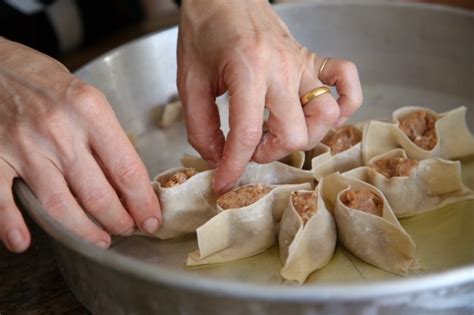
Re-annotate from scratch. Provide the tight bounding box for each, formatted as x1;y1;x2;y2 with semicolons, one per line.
0;38;161;252
177;0;362;194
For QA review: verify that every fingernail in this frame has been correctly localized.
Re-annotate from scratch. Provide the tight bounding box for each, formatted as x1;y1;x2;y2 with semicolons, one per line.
142;217;159;234
96;240;110;249
7;229;25;251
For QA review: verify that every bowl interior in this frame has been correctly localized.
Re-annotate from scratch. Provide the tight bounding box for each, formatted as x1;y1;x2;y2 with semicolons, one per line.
43;1;474;286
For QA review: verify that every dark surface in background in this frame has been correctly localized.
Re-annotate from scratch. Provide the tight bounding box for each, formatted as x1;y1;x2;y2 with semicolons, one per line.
0;0;145;58
0;211;89;314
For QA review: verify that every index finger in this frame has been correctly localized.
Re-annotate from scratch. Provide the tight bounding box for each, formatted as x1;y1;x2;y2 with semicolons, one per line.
213;75;266;194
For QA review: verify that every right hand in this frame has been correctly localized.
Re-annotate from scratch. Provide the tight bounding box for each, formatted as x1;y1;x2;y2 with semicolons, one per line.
177;0;362;194
0;38;162;252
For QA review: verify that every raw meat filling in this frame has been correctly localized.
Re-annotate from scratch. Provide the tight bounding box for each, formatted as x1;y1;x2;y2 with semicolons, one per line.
372;157;419;178
160;168;197;188
217;184;272;210
291;191;317;224
341;189;383;217
322;125;362;154
398;111;438;150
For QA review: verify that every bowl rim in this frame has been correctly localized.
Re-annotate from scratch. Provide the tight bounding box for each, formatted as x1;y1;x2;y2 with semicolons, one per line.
18;0;474;303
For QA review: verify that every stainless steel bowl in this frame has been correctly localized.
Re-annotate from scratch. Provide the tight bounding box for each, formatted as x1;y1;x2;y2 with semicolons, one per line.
15;1;474;314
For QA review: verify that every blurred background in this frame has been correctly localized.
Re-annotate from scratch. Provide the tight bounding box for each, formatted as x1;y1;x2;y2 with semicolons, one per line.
1;0;472;71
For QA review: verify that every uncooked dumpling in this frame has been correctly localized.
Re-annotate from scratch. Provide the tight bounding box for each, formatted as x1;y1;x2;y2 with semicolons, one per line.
344;149;474;218
362;106;474;162
186;182;312;266
309;124;364;180
279;186;337;283
151;167;218;239
181;154;314;186
321;173;417;275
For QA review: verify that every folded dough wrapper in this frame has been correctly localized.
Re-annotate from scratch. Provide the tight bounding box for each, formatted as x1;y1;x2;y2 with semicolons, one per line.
186;182;313;266
181;154;314;186
344;149;474;218
309;124;365;181
362;106;474;162
151;168;218;239
279;186;337;284
322;173;417;275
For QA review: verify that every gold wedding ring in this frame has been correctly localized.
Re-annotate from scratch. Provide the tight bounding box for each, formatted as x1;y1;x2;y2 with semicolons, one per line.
300;86;331;106
319;57;330;78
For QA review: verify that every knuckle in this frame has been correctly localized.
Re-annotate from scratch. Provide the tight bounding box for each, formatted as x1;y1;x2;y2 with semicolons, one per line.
219;155;245;175
41;124;79;168
235;128;262;149
59;148;80;169
70;83;109;117
187;136;202;153
72;83;104;104
253;154;272;164
186;128;208;149
339;59;358;75
187;128;223;152
315;103;340;124
349;95;364;111
232;38;269;67
43;192;70;216
282;133;308;152
249;47;268;68
116;160;145;185
7;124;34;150
187;135;209;154
81;188;112;212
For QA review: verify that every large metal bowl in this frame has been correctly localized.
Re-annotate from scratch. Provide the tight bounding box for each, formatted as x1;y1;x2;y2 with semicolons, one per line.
15;1;474;314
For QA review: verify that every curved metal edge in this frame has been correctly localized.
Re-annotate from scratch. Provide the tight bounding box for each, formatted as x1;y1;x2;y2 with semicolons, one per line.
14;177;474;302
73;0;474;77
15;0;474;304
283;0;474;16
73;26;177;79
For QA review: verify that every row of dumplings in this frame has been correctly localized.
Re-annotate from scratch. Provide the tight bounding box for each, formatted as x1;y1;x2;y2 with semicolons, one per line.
149;106;474;284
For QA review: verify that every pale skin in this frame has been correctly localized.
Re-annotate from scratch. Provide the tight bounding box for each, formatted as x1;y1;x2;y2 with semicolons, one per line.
0;0;361;253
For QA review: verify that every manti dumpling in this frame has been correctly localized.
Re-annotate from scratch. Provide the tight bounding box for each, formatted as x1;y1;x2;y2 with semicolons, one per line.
187;182;312;266
321;173;417;275
344;149;474;218
308;124;364;180
152;154;313;240
278;186;337;283
363;106;474;162
181;153;314;186
151;167;218;239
